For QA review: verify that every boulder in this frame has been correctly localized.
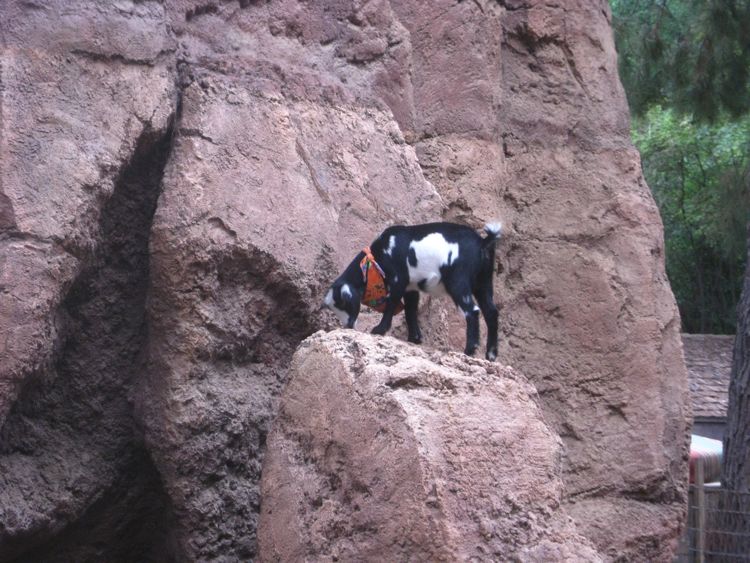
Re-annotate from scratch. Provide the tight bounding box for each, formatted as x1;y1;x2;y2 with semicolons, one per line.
259;330;602;562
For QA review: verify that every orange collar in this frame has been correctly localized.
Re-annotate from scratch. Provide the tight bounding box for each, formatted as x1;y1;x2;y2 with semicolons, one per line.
359;247;404;314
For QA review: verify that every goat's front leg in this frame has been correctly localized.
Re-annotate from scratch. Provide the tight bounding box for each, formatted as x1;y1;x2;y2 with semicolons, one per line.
371;259;405;336
371;286;405;336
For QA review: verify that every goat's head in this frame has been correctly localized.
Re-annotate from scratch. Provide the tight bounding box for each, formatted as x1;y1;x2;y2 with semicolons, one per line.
322;281;361;328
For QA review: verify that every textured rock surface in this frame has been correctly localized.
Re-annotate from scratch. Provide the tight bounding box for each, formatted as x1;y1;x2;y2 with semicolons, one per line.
0;0;689;560
259;330;602;562
385;1;691;558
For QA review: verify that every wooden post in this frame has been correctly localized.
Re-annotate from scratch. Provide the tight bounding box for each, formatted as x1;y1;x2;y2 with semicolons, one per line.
696;458;706;563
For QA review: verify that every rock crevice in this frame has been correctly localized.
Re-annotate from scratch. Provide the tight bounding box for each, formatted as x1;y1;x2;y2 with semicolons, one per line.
0;119;177;562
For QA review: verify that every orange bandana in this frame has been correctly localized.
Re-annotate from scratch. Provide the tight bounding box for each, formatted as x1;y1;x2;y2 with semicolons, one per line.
359;247;404;314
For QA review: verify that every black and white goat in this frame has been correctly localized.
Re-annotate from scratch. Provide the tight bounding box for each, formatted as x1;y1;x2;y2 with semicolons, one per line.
323;222;501;360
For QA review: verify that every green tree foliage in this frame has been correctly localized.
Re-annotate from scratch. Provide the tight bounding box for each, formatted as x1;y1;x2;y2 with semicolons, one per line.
613;4;750;554
611;0;750;333
612;0;750;121
633;107;750;332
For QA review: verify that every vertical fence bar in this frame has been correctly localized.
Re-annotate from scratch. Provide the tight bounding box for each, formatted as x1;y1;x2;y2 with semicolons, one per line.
696;458;706;563
686;482;695;562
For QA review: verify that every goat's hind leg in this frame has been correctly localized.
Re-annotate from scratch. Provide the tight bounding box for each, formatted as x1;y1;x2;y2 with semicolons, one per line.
404;290;422;344
474;282;499;361
448;285;480;356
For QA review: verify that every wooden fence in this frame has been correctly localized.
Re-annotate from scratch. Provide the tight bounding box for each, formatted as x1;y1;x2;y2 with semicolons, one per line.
675;459;750;562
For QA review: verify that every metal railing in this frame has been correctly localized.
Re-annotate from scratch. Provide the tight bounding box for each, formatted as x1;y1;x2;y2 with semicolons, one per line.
675;459;750;562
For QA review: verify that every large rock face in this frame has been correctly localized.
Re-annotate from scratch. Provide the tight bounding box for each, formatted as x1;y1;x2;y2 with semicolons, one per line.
0;0;689;561
259;330;603;562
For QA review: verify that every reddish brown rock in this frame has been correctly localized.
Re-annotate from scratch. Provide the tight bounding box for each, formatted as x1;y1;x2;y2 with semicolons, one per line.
0;0;175;423
351;1;689;558
259;330;602;562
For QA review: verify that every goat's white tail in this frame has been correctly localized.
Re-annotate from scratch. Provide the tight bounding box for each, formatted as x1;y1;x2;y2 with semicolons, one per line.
480;221;501;274
483;222;502;241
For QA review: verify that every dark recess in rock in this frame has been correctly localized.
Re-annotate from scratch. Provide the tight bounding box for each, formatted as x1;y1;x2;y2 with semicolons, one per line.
185;3;219;22
0;121;178;563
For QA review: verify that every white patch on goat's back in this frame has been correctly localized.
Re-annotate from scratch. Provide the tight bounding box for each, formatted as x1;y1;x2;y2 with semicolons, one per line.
341;284;352;298
406;233;459;295
385;235;396;256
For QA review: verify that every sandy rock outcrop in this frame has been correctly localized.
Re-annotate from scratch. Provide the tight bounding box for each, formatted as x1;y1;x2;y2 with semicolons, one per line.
259;330;602;562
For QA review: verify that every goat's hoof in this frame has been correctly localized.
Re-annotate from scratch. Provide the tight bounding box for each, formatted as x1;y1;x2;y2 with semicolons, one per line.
371;326;387;336
408;334;423;344
464;346;478;357
486;349;497;362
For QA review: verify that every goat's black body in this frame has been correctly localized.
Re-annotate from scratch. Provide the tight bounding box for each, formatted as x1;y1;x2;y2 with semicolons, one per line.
324;222;501;360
